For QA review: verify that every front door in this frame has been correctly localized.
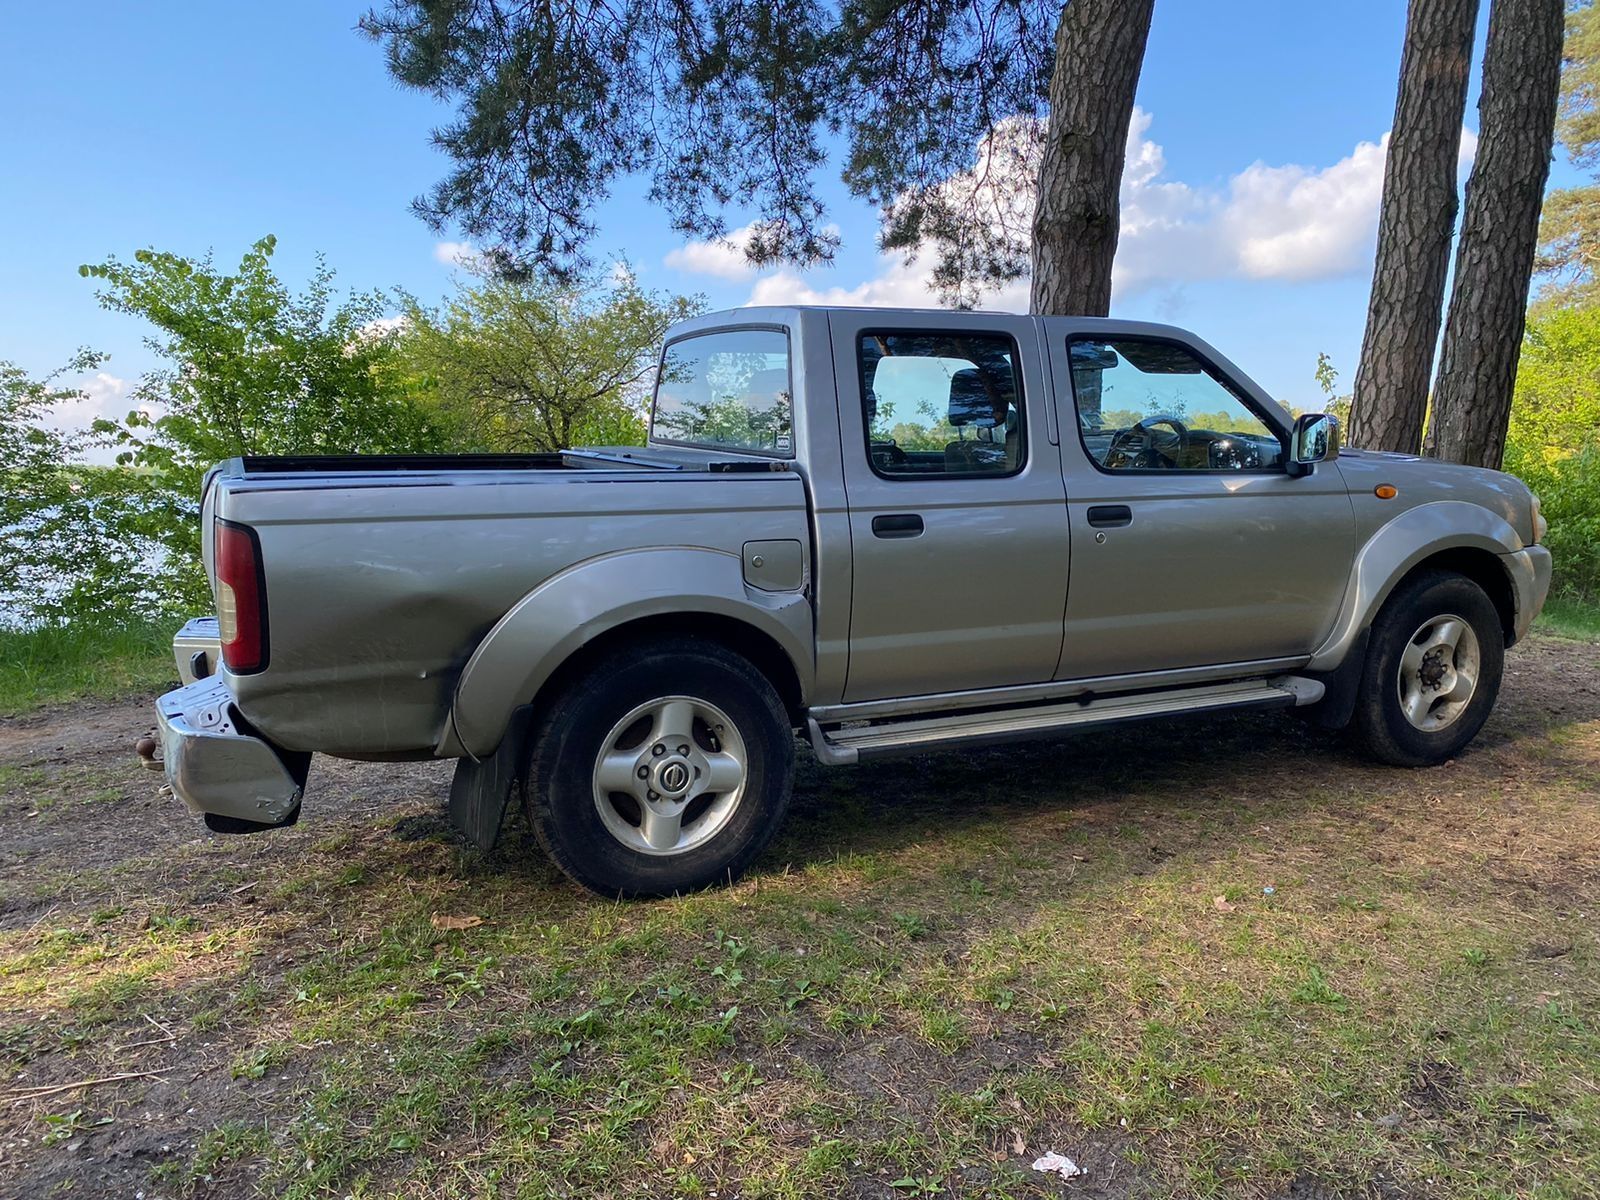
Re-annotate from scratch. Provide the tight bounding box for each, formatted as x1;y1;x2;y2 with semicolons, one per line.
831;311;1071;702
1047;327;1355;680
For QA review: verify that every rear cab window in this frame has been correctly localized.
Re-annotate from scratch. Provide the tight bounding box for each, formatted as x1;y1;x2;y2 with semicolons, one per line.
857;331;1025;478
651;328;793;456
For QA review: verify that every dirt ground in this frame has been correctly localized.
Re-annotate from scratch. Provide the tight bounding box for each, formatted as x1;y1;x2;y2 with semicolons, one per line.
1;636;1597;1199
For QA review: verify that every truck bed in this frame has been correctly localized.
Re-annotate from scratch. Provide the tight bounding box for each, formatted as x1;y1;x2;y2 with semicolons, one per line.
205;452;811;759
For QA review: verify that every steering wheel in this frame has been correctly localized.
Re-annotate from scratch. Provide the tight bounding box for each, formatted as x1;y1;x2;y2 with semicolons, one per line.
1106;413;1189;469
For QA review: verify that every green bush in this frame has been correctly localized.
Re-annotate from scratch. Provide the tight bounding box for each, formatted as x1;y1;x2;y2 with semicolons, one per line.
1505;435;1600;601
1504;306;1600;602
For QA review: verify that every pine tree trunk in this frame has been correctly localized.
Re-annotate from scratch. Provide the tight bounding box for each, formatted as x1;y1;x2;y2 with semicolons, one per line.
1029;0;1156;317
1427;0;1565;468
1347;0;1479;455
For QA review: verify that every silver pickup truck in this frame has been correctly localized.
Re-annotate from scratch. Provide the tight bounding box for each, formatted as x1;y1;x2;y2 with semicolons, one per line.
154;306;1552;896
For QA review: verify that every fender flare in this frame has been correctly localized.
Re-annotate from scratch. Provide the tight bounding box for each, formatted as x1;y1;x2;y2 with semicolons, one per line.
1307;500;1524;672
446;547;814;758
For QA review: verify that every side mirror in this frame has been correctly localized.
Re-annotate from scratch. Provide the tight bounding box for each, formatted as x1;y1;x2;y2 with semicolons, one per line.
1288;413;1340;477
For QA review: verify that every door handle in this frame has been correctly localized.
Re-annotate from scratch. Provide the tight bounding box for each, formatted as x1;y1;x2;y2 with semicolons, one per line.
1086;504;1133;528
872;513;924;538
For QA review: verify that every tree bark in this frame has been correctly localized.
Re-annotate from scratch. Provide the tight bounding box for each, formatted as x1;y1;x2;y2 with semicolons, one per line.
1427;0;1565;468
1347;0;1479;454
1029;0;1156;317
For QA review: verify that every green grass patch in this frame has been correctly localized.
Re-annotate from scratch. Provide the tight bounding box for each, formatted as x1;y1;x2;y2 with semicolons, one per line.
0;620;176;714
1536;594;1600;641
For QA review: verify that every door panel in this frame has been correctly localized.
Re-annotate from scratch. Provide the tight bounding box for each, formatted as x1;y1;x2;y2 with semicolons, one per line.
832;312;1071;702
1055;469;1355;678
1046;327;1356;679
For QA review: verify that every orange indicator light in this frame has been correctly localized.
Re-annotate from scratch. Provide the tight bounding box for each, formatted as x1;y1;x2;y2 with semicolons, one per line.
1374;484;1398;500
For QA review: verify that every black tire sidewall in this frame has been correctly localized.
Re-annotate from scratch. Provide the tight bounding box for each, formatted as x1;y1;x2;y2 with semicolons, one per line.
524;639;794;897
1355;571;1505;767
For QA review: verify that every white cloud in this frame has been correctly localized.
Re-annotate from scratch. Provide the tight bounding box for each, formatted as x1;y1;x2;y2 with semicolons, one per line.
747;257;1028;312
664;222;766;280
36;371;162;466
665;221;845;284
434;240;482;268
42;371;154;431
358;314;410;339
674;110;1478;312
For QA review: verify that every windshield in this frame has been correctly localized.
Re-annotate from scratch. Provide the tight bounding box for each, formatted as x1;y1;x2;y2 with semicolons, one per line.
651;328;793;455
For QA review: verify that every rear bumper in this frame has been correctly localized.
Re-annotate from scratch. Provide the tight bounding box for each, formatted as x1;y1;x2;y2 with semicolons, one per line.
1504;545;1553;643
156;677;309;825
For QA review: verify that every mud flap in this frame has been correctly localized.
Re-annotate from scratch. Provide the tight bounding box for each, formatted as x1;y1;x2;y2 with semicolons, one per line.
1299;628;1370;731
448;705;534;851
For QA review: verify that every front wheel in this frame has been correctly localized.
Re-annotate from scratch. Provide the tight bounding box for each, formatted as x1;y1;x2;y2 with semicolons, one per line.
1350;570;1505;767
523;637;795;897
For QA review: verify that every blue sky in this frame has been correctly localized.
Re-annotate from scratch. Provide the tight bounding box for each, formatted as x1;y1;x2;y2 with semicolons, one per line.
0;1;1581;431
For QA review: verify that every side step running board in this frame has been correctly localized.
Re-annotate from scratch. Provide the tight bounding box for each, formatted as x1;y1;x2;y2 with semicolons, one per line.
807;677;1323;765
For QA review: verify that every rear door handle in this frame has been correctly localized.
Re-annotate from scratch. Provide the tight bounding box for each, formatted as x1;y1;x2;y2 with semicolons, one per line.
1086;504;1133;528
872;513;924;538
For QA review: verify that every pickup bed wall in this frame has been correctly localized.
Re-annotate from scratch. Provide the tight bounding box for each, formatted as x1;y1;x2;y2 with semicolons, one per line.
212;467;811;757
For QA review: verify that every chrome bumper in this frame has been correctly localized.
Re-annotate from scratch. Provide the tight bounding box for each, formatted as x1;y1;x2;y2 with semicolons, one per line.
156;677;309;826
173;616;222;685
1504;545;1553;643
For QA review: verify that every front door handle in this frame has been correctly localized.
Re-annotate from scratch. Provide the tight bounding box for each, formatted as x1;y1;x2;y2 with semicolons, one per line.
1086;504;1133;528
872;513;924;538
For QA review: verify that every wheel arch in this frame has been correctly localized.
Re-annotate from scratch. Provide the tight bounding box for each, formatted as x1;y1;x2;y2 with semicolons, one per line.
444;548;814;759
1396;547;1516;644
1308;501;1525;673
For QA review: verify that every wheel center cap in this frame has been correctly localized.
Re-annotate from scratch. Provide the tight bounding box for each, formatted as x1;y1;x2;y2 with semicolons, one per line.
653;757;692;798
1419;649;1448;690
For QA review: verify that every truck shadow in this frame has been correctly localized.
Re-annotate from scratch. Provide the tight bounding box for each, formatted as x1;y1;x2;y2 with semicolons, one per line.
758;639;1600;877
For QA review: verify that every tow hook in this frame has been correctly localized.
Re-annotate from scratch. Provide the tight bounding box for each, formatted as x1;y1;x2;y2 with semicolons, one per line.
135;734;163;771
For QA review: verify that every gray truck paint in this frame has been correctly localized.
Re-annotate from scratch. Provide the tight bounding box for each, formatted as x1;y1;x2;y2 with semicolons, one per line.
158;305;1552;828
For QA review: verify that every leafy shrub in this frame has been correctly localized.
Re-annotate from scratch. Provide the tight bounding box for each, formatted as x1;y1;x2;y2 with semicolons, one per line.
0;354;175;624
1505;435;1600;601
70;236;452;616
1504;306;1600;601
394;265;701;452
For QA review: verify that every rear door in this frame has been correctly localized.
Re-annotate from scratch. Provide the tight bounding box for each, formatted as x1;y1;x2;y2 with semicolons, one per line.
830;311;1071;702
1046;323;1355;680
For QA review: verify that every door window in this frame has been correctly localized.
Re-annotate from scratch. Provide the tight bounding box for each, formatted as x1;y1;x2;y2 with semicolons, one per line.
858;331;1025;478
1068;337;1284;472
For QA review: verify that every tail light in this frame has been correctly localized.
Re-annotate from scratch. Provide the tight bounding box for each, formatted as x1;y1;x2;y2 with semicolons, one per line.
215;519;268;673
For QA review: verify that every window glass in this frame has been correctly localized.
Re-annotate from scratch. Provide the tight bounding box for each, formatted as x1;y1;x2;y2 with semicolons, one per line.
653;329;792;455
858;331;1024;478
1069;338;1283;472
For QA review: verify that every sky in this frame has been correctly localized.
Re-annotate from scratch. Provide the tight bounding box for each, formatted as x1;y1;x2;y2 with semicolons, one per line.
0;1;1584;440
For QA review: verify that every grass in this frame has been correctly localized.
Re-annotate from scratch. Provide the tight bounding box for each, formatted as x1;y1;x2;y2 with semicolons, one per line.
1536;593;1600;641
0;620;176;715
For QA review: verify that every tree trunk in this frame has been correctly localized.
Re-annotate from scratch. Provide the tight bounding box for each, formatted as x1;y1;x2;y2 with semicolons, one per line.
1427;0;1565;468
1347;0;1479;455
1029;0;1156;316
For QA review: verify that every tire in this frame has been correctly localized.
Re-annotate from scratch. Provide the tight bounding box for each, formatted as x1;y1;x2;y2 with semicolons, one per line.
1350;569;1505;767
522;636;795;897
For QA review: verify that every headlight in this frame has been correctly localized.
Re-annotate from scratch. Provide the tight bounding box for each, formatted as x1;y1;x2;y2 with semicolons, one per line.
1530;493;1547;544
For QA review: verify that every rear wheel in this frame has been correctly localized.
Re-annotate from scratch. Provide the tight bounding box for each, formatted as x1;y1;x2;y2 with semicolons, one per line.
523;637;794;897
1351;570;1504;767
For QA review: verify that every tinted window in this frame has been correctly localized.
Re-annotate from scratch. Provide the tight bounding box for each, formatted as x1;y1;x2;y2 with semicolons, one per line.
1069;338;1283;472
653;329;793;455
858;331;1024;478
